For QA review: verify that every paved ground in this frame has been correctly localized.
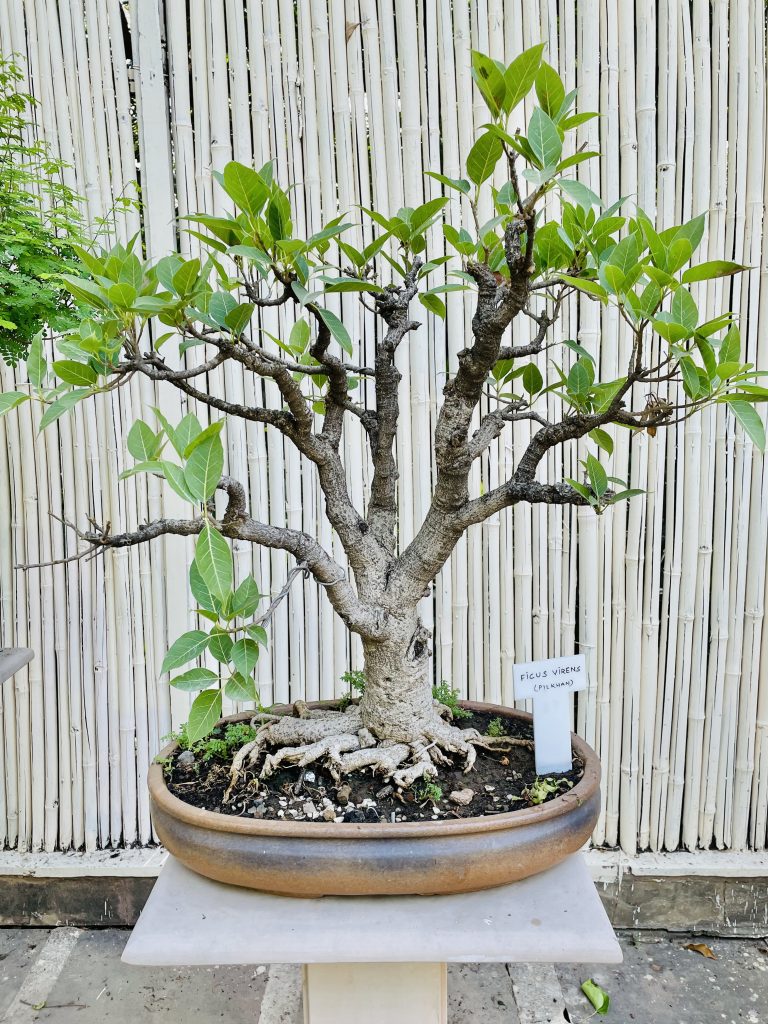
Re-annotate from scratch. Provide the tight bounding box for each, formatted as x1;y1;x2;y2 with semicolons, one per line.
0;928;766;1022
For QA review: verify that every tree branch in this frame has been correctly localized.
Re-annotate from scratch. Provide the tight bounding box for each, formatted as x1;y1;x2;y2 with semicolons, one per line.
57;500;386;639
366;262;422;551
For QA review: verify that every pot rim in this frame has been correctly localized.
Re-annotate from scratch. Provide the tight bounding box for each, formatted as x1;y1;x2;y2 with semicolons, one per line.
149;700;601;839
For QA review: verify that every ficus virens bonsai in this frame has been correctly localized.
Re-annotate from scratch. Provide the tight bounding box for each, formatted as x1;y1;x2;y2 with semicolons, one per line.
2;46;763;793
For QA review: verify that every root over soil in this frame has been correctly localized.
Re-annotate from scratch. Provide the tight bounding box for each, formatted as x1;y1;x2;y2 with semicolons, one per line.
224;700;534;801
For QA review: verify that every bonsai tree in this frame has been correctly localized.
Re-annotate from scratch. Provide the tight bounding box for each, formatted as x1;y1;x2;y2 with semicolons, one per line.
2;47;764;791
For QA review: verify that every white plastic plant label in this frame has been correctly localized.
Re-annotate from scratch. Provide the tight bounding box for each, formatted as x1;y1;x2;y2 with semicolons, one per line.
513;655;588;774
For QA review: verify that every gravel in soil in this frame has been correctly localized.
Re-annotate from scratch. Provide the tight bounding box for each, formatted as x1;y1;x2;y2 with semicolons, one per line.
164;708;583;824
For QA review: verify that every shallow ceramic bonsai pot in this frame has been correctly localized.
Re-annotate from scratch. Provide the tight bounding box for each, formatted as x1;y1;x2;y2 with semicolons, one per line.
149;700;601;896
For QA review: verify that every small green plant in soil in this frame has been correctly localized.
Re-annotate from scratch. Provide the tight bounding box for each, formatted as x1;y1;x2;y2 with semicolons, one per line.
431;681;472;720
486;716;507;737
415;779;444;804
523;776;573;805
338;671;471;722
160;721;256;771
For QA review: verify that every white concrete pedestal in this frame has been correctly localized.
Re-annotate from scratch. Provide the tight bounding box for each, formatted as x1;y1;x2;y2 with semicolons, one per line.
303;962;447;1024
123;853;621;1023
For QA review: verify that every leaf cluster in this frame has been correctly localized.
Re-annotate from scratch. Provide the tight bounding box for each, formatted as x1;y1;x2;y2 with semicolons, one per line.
161;525;267;744
0;56;84;365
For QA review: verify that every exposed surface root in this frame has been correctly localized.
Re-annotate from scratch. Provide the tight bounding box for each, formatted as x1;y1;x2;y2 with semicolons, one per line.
224;702;534;802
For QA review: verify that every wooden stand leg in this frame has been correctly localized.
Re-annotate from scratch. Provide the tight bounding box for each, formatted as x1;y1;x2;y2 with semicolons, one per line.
303;962;447;1024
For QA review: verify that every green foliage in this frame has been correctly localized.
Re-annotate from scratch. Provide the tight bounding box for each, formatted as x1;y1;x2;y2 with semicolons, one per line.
342;669;367;694
523;776;573;805
432;681;472;720
415;779;443;803
161;720;257;765
486;716;507;738
0;56;83;365
155;527;268;744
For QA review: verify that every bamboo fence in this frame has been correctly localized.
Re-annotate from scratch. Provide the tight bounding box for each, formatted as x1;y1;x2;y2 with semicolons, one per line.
0;0;766;857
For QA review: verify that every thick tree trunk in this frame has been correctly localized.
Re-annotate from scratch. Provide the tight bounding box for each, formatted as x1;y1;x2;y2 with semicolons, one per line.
359;612;435;743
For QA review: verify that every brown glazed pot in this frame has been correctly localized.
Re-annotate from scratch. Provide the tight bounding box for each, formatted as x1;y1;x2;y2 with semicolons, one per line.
149;701;601;896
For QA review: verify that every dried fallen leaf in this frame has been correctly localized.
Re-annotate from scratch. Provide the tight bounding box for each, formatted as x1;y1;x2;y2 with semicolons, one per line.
683;942;717;960
581;978;610;1015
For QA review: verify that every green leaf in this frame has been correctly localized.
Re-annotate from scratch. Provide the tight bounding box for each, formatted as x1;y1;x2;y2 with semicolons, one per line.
558;179;602;211
560;111;600;130
589;427;614;455
60;274;110;310
471;50;507;115
208;291;238;328
586;454;608;497
419;293;446;319
246;624;269;647
127;420;160;461
186;688;223;743
682;260;748;284
172;258;201;296
170;668;219;693
653;318;690;344
565;478;592;501
175;413;202;456
607;233;643;274
671;214;706;255
0;392;29;417
184;431;224;501
558;275;608;303
581;979;609;1015
231;638;260;678
232;576;261;618
225;673;258;703
52;360;97;386
527;107;562;167
679;356;701;398
267;189;292;240
719;324;741;364
183;420;223;458
208;626;233;663
107;282;137;307
163;462;197;502
424;171;471;195
521;362;543;394
535;62;565;118
724;399;766;450
503;43;545;114
466;131;504;185
195;525;233;601
567;358;594;397
161;630;210;673
225;302;255;336
410;196;450;232
221;161;270;216
670;287;698;331
39;388;91;431
190;558;217;613
315;306;353;356
289;319;310;353
26;333;47;388
607;488;646;504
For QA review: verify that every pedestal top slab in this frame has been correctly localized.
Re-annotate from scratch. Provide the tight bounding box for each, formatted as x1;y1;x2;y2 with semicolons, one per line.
122;853;622;966
0;648;33;686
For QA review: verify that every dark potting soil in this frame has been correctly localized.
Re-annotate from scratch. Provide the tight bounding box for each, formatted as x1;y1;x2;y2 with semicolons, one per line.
163;708;584;824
